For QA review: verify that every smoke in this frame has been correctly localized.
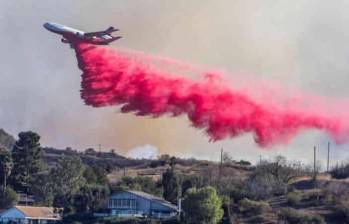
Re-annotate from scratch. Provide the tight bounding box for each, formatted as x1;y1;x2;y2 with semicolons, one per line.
74;43;349;147
126;144;159;159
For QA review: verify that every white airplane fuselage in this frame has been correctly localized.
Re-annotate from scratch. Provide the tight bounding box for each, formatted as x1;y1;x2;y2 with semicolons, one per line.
43;22;121;45
44;22;85;37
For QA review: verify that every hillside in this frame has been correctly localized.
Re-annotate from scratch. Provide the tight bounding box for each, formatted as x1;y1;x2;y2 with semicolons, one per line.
1;128;348;223
0;128;15;150
42;147;152;169
108;160;254;183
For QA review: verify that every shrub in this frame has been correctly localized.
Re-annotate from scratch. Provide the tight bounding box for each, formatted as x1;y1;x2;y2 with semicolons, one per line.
246;173;282;199
330;163;349;179
287;191;302;206
249;215;268;223
229;185;249;201
149;160;161;168
0;186;17;209
330;204;349;223
278;207;325;224
236;160;251;166
238;198;270;216
322;190;335;205
182;187;223;224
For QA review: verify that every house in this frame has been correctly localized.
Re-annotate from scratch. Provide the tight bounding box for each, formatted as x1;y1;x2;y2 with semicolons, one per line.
0;206;62;224
16;192;35;206
108;190;179;219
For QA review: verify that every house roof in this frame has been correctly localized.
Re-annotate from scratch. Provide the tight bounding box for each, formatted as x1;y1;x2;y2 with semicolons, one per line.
13;206;61;220
120;190;178;211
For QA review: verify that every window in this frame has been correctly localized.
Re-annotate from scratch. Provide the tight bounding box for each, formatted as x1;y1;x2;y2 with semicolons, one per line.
112;199;136;208
131;200;136;207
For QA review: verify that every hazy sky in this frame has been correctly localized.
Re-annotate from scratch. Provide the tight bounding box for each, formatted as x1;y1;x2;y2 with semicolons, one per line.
1;0;349;164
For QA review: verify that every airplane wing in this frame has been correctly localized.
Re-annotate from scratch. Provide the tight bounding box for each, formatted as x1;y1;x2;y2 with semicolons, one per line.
84;27;119;37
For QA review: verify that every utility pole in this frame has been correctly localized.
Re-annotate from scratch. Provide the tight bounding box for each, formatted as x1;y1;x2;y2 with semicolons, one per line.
217;148;223;190
313;146;317;180
259;155;262;165
220;148;223;167
98;144;102;153
327;142;330;173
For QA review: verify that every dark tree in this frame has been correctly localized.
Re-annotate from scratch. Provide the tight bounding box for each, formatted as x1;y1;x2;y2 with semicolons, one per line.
84;165;108;185
181;179;193;196
10;131;43;191
73;184;109;213
170;156;177;169
0;186;17;209
83;166;98;184
162;168;180;204
85;148;96;155
0;149;12;192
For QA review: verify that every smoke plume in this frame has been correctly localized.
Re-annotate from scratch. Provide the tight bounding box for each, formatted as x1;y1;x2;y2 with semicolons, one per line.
126;144;159;159
74;43;347;147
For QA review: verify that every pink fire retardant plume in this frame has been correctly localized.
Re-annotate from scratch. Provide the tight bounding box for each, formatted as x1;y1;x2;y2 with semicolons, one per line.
74;43;347;147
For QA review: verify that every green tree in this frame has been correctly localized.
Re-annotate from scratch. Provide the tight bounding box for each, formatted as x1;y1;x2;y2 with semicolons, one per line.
10;131;43;191
92;165;108;185
182;187;223;224
162;168;180;204
0;186;17;209
0;150;13;192
84;165;108;185
73;184;109;213
30;172;55;206
51;156;86;211
83;166;98;184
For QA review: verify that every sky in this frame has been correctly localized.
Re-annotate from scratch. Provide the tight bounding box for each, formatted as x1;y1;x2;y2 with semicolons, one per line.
1;0;349;165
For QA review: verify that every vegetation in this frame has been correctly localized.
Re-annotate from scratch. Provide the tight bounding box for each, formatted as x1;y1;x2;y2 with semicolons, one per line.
0;149;12;190
162;168;180;204
111;176;162;196
330;163;349;179
0;186;17;209
1;129;349;223
286;191;302;206
30;172;55;206
61;214;180;224
182;187;223;224
51;156;87;213
238;198;270;215
278;207;325;224
73;184;109;213
0;129;15;150
10;131;43;191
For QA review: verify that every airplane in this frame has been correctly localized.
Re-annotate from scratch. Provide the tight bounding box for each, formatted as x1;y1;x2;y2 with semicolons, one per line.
43;22;122;45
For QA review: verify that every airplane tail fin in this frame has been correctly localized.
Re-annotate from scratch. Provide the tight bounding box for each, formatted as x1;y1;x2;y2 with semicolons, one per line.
106;26;119;32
